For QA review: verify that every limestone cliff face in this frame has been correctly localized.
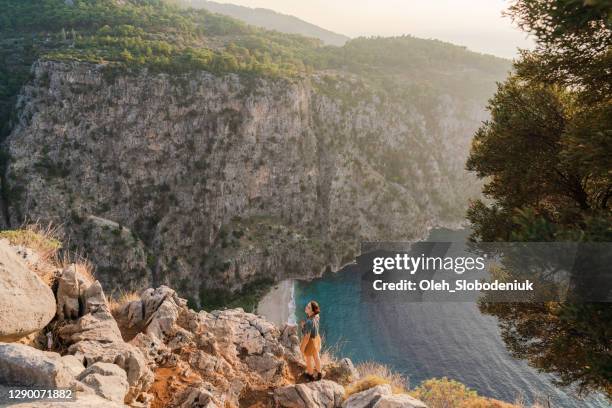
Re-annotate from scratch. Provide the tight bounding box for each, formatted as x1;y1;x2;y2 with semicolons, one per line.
2;60;485;302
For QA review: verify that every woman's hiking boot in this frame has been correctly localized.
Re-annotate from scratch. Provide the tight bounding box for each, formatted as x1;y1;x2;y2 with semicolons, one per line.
302;372;315;382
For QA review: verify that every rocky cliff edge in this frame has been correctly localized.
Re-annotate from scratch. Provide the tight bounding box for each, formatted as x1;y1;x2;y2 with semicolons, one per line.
0;230;525;408
0;232;430;408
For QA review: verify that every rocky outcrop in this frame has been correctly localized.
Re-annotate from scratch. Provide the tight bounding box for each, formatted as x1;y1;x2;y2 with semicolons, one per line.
59;354;85;378
111;284;425;408
342;384;427;408
54;268;154;405
124;298;298;406
77;362;130;404
0;263;153;407
0;233;429;408
0;240;56;341
274;380;345;408
324;358;360;385
2;60;483;301
0;273;431;408
0;343;77;389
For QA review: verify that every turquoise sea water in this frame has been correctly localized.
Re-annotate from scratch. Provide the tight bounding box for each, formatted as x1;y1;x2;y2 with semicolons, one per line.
293;229;609;408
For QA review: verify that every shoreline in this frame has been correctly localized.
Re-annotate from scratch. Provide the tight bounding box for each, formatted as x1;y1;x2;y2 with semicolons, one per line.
256;223;466;327
257;279;295;327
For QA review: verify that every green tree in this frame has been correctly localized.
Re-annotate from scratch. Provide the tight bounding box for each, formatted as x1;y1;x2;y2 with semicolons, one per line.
466;78;610;237
120;48;134;63
508;0;612;101
467;0;611;398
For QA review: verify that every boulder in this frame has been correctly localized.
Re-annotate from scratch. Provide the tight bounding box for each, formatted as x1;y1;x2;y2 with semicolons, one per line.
374;394;428;408
65;338;151;403
59;308;123;345
325;358;359;385
56;273;153;404
56;265;81;321
116;286;183;335
117;299;143;329
342;384;392;408
0;343;75;388
59;354;85;377
77;362;129;404
82;281;108;316
274;380;344;408
244;352;284;381
174;386;219;408
0;241;56;341
145;295;180;340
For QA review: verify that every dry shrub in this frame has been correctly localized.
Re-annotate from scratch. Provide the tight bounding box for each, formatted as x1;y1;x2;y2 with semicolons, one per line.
0;222;96;287
344;362;408;398
0;222;62;263
320;336;343;366
0;223;63;285
57;251;96;285
411;377;477;408
109;289;141;317
411;377;525;408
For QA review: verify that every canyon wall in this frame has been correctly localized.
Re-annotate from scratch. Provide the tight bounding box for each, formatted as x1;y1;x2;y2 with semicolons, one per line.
1;60;486;304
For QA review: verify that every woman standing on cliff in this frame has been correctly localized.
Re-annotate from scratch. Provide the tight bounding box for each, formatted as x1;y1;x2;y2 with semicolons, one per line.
300;300;322;381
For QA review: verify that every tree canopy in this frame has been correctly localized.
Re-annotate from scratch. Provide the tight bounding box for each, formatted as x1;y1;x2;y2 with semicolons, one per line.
509;0;612;101
467;0;611;399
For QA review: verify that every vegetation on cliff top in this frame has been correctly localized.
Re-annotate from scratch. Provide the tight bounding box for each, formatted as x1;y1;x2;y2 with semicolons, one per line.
0;0;509;138
0;223;96;286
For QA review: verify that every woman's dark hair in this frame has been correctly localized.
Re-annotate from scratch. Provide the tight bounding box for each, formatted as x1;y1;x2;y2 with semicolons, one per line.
309;301;320;315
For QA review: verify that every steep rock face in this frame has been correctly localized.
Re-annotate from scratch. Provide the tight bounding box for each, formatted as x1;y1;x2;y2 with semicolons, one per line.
2;60;485;301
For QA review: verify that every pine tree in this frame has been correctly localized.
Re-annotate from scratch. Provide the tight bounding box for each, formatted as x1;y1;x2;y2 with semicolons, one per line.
467;0;612;398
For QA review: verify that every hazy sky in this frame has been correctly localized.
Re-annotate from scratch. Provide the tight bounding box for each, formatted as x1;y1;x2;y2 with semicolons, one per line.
213;0;534;59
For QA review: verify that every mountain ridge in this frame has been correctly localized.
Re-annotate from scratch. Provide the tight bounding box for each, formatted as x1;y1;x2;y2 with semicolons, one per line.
184;0;350;46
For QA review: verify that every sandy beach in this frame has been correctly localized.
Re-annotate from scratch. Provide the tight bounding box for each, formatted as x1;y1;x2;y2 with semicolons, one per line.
257;280;294;327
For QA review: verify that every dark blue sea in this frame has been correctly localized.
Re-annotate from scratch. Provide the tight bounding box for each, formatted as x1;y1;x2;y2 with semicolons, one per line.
293;229;609;408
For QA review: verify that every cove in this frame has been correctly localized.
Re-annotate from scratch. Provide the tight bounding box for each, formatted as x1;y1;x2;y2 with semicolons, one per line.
293;228;608;408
